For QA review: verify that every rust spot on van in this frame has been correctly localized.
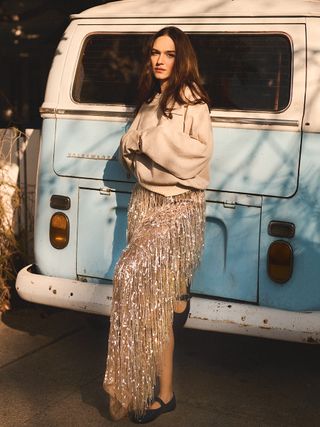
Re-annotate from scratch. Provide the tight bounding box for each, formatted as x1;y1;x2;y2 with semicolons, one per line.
191;315;209;321
53;289;57;295
256;319;271;329
260;320;271;329
241;316;246;321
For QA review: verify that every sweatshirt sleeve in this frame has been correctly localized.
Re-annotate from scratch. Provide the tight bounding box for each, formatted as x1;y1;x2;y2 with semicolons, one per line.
139;102;213;180
119;110;141;172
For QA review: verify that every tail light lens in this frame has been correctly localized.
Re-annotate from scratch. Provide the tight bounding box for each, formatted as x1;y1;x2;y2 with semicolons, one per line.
50;212;69;249
267;240;293;283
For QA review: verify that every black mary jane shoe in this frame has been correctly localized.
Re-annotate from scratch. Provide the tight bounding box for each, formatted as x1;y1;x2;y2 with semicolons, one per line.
131;394;176;424
173;295;191;334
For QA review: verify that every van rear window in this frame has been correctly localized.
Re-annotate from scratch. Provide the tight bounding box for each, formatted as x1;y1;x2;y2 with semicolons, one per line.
73;33;291;112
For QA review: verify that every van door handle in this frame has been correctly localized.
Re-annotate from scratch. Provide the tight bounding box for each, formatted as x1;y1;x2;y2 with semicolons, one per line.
223;201;236;209
99;187;111;196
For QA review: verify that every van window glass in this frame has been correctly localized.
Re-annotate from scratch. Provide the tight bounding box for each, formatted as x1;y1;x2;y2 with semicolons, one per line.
192;34;291;111
73;33;291;112
73;34;148;105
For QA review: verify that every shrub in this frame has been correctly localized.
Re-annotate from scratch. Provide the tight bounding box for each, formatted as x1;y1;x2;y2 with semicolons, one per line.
0;128;21;312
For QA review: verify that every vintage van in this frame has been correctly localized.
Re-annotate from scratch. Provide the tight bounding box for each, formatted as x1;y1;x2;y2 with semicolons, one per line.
16;0;320;343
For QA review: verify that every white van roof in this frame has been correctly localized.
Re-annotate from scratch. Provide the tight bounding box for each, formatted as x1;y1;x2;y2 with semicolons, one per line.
72;0;320;19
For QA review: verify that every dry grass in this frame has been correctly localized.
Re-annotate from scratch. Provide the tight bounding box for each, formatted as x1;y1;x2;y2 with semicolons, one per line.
0;189;19;312
0;128;21;313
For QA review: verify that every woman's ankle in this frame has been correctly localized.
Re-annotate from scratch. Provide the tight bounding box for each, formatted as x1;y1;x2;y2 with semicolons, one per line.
174;300;187;313
158;391;174;403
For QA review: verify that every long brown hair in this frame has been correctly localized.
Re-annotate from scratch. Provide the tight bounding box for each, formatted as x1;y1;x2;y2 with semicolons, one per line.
136;26;209;118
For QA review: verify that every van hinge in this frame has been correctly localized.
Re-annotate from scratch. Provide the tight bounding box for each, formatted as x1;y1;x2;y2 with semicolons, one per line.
223;201;236;209
99;187;111;196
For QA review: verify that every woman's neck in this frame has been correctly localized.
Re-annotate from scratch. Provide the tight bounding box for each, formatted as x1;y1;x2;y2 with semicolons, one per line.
159;79;168;92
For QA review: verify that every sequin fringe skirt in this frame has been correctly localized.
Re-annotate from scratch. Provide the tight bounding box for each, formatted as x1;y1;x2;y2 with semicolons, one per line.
103;184;205;420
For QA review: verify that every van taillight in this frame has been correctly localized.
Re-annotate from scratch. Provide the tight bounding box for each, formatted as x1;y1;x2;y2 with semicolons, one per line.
267;240;293;283
50;212;69;249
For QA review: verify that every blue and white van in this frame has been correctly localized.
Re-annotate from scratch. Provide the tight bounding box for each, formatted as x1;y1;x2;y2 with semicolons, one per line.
16;0;320;343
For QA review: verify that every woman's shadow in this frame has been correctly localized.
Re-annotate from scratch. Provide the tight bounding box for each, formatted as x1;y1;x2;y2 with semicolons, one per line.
100;136;135;282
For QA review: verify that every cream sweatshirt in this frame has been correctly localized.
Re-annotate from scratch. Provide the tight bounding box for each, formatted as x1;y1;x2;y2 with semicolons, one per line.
120;92;213;197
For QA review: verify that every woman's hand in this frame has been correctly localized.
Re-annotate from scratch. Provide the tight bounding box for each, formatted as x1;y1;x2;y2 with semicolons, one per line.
120;129;141;154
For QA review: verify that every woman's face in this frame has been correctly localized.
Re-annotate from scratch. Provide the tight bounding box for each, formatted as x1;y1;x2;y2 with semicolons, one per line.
151;35;176;87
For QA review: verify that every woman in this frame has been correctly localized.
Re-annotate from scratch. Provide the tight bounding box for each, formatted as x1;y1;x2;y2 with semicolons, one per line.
104;26;213;424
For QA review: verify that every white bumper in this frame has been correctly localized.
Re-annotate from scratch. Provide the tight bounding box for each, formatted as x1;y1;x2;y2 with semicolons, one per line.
16;265;320;344
16;264;114;315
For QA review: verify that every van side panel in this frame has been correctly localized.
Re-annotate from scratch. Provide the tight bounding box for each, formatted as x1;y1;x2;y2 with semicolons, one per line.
34;119;78;279
258;18;320;311
259;132;320;311
303;18;320;134
42;22;77;111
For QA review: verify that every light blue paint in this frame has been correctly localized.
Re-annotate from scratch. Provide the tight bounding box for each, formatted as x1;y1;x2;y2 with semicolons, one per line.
35;118;320;312
258;132;320;311
53;119;300;197
212;127;301;197
34;119;79;279
54;119;132;182
76;188;261;304
77;189;130;280
192;201;261;302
